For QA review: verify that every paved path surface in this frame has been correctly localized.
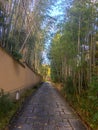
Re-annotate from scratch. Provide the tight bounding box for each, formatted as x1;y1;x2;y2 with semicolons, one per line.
10;82;87;130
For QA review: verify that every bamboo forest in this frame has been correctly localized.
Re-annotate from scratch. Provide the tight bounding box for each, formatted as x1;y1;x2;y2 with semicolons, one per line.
0;0;98;130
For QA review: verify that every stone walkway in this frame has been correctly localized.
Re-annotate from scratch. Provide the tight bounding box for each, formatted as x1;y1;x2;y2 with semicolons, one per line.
10;82;87;130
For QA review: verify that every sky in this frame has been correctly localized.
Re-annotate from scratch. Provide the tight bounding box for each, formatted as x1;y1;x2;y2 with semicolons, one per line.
50;0;64;17
42;0;65;65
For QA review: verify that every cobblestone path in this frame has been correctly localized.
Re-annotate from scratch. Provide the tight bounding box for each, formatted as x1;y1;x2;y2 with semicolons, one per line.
10;82;87;130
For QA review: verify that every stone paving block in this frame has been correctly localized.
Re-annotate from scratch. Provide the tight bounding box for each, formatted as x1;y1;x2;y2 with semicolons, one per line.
56;126;73;130
32;126;44;130
55;117;63;122
62;127;73;130
60;114;77;119
44;125;55;130
16;117;27;123
56;121;71;127
10;82;87;130
49;119;56;125
69;119;87;130
11;124;33;130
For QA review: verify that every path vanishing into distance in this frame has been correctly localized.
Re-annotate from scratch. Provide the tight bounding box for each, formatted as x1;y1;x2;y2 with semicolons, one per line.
10;82;87;130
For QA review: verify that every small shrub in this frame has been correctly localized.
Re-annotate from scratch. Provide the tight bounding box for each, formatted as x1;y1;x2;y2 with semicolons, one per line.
93;112;98;123
0;89;14;118
63;76;75;95
12;50;22;60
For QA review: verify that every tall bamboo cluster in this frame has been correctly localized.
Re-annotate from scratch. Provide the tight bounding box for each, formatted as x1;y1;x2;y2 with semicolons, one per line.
49;0;98;93
0;0;55;73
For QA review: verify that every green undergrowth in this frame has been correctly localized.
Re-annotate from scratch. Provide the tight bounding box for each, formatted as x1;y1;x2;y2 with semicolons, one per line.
0;85;39;130
61;77;98;130
0;89;16;130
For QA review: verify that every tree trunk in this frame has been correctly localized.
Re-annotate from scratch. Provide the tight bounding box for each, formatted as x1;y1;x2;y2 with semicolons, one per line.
77;16;81;94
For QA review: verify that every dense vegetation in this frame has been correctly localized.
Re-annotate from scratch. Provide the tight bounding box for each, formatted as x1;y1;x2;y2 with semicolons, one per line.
0;0;98;129
0;86;39;129
49;0;98;129
0;0;55;129
0;0;56;72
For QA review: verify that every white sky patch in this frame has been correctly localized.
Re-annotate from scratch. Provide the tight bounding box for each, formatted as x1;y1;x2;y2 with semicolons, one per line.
50;0;64;17
43;0;66;65
42;51;50;65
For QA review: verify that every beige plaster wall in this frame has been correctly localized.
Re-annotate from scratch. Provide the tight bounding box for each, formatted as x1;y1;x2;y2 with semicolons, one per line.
0;47;41;93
